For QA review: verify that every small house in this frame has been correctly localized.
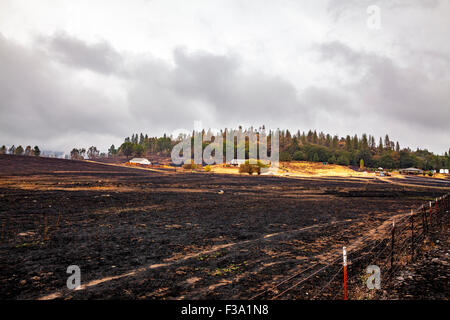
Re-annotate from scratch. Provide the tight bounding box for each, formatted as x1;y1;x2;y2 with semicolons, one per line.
399;167;423;175
129;158;151;165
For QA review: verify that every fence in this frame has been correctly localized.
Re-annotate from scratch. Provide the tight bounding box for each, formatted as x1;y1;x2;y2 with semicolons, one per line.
250;193;449;300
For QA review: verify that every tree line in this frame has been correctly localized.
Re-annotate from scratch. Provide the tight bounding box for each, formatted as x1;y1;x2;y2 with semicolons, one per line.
100;129;449;170
277;130;449;170
0;145;41;156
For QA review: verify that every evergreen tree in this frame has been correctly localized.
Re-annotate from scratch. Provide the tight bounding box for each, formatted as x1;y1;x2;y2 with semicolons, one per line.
25;146;32;156
108;145;117;157
361;134;369;150
15;145;24;155
33;146;41;156
345;135;352;151
384;135;391;150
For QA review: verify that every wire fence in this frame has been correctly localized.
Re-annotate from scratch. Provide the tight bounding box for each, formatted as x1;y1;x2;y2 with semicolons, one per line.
250;193;449;300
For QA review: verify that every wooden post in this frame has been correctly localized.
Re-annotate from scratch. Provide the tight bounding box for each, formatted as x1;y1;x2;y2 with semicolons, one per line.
343;247;348;300
429;200;433;227
390;220;395;273
423;206;428;236
410;210;414;262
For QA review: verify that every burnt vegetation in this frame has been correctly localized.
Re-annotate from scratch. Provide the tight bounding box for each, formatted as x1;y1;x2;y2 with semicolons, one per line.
0;154;448;299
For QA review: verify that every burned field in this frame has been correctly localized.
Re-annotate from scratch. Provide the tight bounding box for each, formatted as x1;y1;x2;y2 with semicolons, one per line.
0;155;447;300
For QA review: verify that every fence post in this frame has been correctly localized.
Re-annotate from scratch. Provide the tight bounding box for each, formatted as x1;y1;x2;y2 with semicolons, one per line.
422;206;427;236
343;247;348;300
410;210;414;262
390;220;395;273
429;200;433;228
438;197;442;228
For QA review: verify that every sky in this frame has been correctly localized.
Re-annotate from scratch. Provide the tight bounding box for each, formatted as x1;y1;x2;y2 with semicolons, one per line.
0;0;449;154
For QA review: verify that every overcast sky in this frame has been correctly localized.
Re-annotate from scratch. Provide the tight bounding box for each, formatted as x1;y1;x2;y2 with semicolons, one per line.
0;0;449;154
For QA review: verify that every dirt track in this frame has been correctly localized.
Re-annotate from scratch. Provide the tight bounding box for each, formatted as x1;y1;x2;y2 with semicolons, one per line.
0;155;447;299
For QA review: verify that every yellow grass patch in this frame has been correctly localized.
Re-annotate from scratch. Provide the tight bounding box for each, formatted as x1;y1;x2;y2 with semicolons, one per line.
281;161;371;177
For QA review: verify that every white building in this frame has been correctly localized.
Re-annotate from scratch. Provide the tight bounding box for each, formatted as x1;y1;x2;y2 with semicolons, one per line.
440;169;449;174
129;158;151;165
229;159;246;166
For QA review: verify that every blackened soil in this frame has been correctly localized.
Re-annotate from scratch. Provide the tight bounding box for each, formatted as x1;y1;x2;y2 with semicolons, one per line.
0;154;447;299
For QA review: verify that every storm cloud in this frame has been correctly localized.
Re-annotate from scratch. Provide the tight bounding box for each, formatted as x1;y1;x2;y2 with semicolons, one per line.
0;0;448;154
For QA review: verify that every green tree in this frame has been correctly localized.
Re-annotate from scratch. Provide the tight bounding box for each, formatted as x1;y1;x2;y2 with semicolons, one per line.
15;145;24;155
293;151;306;161
0;145;6;154
361;134;369;150
120;142;135;159
379;154;396;169
345;135;352;151
24;146;32;156
378;137;383;152
312;153;319;162
280;151;292;161
134;144;144;157
399;151;415;168
108;145;117;157
70;148;80;160
384;135;391;150
33;146;41;156
87;146;99;160
337;155;350;165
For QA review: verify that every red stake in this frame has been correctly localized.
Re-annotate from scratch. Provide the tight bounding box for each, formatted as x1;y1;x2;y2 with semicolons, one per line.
343;246;348;300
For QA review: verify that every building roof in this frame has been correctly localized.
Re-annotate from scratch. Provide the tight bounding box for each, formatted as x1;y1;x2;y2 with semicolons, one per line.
129;158;151;164
230;159;246;164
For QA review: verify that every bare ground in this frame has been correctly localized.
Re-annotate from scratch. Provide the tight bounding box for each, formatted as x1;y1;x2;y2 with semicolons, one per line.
0;154;447;300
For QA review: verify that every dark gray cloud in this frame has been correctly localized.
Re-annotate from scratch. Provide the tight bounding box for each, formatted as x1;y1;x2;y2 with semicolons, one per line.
41;32;122;74
0;33;129;151
0;23;448;154
127;48;323;133
316;41;450;131
127;47;358;136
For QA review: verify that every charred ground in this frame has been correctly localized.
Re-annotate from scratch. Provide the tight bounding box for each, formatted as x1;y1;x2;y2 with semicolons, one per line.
0;154;447;299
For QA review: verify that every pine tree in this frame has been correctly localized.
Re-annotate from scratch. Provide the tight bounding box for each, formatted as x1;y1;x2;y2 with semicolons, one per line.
25;146;32;156
312;130;318;144
33;146;40;156
345;135;352;151
384;135;391;150
361;134;369;150
108;145;117;157
15;145;24;155
378;137;383;151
